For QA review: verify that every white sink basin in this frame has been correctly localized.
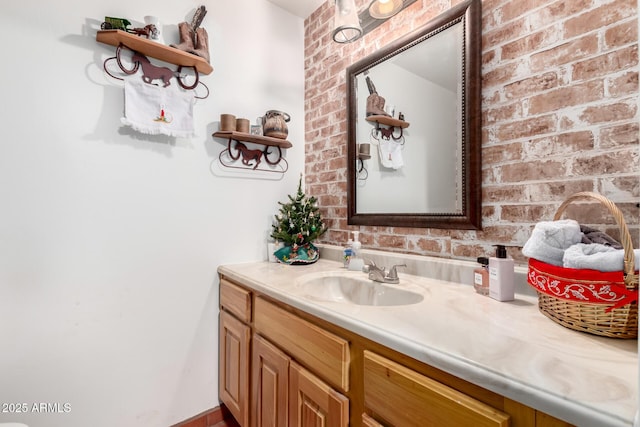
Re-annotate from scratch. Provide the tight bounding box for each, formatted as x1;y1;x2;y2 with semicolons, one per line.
295;272;424;306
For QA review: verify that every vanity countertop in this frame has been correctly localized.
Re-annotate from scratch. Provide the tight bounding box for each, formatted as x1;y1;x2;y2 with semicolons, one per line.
218;258;638;427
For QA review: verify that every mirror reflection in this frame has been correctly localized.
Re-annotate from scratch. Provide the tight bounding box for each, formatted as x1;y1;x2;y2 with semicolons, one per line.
347;0;481;229
355;23;463;214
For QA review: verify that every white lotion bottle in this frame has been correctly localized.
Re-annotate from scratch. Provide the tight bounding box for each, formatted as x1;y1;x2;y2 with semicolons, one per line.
489;245;515;301
348;231;364;271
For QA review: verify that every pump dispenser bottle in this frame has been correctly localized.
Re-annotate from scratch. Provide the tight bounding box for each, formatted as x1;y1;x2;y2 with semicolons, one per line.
489;245;514;301
473;257;490;295
343;238;353;268
347;231;364;271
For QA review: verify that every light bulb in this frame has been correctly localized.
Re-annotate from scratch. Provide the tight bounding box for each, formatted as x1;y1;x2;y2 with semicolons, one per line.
369;0;403;19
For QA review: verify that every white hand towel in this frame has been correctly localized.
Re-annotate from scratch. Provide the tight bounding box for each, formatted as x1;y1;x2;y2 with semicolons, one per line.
121;76;195;138
563;243;639;272
522;219;583;266
378;139;404;169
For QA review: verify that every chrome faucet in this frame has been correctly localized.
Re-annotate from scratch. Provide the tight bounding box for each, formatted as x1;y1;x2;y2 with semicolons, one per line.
365;260;386;282
365;260;406;284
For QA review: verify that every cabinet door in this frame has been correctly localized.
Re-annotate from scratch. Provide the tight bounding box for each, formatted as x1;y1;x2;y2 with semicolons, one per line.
289;361;349;427
252;334;290;427
219;310;251;427
255;297;350;392
364;351;510;427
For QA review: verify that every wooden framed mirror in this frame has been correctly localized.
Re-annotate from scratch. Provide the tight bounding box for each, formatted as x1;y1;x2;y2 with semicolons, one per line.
347;0;482;229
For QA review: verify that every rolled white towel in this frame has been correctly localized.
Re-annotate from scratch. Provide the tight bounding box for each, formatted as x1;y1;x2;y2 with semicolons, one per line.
563;243;640;272
522;219;583;266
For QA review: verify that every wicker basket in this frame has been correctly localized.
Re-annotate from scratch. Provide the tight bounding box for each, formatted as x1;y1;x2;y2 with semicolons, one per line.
527;192;639;339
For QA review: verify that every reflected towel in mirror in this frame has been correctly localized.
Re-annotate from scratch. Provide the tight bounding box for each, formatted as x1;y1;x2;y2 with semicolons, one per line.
378;139;403;169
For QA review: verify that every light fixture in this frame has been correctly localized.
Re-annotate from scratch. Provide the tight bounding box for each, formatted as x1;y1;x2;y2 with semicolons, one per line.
368;0;404;19
332;0;363;43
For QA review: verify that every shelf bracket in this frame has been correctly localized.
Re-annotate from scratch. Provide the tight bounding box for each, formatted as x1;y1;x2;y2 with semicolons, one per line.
102;44;208;97
218;137;288;174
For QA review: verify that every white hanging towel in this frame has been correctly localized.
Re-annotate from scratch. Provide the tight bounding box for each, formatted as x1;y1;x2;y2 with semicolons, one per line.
121;76;196;137
378;139;404;169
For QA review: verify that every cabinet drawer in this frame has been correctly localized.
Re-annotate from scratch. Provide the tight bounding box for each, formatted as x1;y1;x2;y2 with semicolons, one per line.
364;351;510;427
254;297;350;392
220;278;252;323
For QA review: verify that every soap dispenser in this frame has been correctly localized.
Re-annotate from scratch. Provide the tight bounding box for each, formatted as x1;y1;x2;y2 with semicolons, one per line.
348;231;364;271
489;245;514;301
343;238;353;268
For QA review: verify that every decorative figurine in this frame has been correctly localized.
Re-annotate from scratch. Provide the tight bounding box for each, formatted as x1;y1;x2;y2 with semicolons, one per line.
100;16;158;40
170;5;210;63
144;15;164;43
365;76;390;117
101;17;132;31
129;24;158;39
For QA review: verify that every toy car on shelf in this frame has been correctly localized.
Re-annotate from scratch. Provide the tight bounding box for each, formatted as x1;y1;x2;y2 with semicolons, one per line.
100;17;132;31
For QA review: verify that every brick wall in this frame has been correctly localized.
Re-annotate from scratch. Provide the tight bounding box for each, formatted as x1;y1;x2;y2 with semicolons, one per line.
304;0;639;264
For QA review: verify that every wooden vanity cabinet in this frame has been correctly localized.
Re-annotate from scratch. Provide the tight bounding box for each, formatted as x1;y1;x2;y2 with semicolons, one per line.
363;351;510;427
361;413;384;427
252;334;289;427
219;278;349;427
219;280;252;427
289;360;349;427
219;311;250;425
254;297;350;393
219;276;574;427
251;339;349;427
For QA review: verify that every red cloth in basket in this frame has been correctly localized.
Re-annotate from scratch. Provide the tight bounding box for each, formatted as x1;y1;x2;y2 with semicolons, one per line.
528;258;638;312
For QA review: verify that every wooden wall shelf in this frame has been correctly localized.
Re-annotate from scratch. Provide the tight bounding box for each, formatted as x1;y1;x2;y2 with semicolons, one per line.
366;115;410;129
212;131;293;149
96;29;213;75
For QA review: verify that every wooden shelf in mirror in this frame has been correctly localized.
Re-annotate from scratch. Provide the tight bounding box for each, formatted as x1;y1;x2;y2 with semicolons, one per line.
96;30;213;75
212;131;293;149
365;115;410;129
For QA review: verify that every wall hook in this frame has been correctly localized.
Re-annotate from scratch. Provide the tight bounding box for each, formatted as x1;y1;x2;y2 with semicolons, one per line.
357;158;368;180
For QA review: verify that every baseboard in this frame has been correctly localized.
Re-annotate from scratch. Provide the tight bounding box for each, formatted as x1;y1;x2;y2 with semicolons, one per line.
171;404;233;427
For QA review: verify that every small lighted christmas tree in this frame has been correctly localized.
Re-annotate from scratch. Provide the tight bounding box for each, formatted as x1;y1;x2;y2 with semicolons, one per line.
271;175;327;263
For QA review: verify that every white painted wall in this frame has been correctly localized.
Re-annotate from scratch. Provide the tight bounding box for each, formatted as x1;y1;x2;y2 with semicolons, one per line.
0;1;304;426
355;66;458;213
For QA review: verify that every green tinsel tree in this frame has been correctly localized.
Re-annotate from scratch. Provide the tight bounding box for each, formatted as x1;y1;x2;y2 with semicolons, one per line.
271;176;327;247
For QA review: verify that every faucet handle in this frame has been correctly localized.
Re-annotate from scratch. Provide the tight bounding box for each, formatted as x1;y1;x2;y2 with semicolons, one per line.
364;259;384;271
363;259;374;273
387;264;407;280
